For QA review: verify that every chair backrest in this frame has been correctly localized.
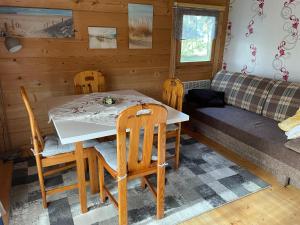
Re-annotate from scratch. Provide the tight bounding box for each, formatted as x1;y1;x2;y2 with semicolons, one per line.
162;78;184;111
74;70;105;94
20;86;44;155
116;104;167;174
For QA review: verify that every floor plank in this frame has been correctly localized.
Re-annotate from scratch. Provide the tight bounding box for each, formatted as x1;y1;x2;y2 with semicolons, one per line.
0;160;13;225
182;128;300;225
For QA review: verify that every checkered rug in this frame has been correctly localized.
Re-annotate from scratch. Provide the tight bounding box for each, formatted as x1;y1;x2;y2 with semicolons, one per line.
10;135;270;225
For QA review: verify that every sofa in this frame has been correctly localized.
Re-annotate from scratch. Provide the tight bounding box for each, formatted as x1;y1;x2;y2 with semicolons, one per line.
183;71;300;188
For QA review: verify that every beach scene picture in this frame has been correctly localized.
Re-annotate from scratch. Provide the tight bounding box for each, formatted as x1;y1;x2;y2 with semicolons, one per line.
0;7;74;38
128;4;153;49
88;27;117;49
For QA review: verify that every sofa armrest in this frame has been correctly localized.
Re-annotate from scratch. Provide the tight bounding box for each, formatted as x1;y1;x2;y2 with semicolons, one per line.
183;80;211;95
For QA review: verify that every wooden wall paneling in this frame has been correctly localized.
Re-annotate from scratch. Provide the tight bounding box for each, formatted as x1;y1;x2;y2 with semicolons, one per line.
0;0;228;153
0;80;10;153
0;0;171;15
0;1;172;152
169;0;177;78
0;54;172;72
175;0;227;6
176;64;213;81
0;40;170;58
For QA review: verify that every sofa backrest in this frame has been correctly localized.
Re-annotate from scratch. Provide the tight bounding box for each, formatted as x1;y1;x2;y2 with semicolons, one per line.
212;71;300;121
227;74;275;114
211;71;274;114
211;71;240;102
262;81;300;121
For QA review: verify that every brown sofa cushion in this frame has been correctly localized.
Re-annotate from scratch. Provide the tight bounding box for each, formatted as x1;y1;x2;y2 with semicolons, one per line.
285;139;300;154
227;75;274;114
211;71;240;103
262;81;300;121
184;104;300;171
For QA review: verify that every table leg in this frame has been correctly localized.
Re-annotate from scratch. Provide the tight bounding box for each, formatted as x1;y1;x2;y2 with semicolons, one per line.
174;127;181;170
88;150;99;194
75;142;88;213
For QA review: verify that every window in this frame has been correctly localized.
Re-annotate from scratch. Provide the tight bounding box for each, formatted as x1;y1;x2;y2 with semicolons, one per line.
180;15;216;63
173;7;219;65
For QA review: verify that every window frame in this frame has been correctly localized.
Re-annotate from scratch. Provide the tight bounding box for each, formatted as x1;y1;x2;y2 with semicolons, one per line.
176;38;216;66
175;10;220;67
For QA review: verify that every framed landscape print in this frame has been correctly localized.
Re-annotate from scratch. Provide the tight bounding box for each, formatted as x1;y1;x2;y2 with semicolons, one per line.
128;4;153;49
0;7;74;38
88;27;117;49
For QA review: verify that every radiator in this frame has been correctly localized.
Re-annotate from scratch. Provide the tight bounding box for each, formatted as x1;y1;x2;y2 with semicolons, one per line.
182;80;211;94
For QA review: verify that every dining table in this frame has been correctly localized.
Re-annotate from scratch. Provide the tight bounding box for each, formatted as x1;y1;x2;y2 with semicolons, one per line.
46;89;189;213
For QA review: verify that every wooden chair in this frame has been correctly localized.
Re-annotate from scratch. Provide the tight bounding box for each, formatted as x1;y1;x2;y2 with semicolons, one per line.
95;104;167;225
162;78;184;169
20;86;98;208
74;70;106;94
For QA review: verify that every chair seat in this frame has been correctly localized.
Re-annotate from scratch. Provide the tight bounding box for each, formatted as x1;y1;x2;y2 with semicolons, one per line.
42;135;98;157
166;123;179;131
153;124;178;134
140;124;178;136
95;140;157;171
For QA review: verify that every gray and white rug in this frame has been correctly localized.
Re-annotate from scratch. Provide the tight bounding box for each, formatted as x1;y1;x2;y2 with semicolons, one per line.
10;135;270;225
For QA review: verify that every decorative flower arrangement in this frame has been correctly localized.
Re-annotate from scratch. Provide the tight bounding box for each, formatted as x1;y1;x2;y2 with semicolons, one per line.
102;96;117;105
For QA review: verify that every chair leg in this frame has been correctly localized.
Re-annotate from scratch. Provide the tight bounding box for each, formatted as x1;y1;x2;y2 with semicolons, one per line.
174;131;181;170
157;165;165;219
118;177;128;225
140;177;146;189
88;152;99;194
98;158;106;203
36;157;47;208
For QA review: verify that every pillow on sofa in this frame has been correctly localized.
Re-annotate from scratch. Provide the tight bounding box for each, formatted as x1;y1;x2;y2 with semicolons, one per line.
211;70;240;103
227;75;274;114
263;81;300;121
285;124;300;140
285;138;300;154
187;89;225;107
278;108;300;131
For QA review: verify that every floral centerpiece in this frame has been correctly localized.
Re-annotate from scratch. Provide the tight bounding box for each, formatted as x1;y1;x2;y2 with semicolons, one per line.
102;96;117;105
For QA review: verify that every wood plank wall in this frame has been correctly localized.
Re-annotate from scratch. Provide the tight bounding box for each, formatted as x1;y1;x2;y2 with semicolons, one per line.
0;0;228;153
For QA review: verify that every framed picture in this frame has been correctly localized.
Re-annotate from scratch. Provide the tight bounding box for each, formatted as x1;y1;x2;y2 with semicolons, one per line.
88;27;117;49
0;7;74;38
128;4;153;49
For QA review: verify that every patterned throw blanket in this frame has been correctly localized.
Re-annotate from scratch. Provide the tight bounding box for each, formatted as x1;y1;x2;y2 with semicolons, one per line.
48;93;161;126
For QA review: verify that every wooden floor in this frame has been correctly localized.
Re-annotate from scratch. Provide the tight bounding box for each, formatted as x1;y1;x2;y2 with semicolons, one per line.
182;129;300;225
0;160;13;225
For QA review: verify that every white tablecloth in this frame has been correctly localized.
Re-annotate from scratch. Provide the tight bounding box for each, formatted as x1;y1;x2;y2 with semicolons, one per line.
48;93;161;126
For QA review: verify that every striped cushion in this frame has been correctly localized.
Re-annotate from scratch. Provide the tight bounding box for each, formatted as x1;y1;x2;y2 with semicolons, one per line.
262;81;300;121
95;139;157;171
42;135;98;157
227;75;274;114
211;71;241;103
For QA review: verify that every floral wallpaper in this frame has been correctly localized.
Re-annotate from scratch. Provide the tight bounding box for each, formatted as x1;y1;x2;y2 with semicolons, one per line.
223;0;300;82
